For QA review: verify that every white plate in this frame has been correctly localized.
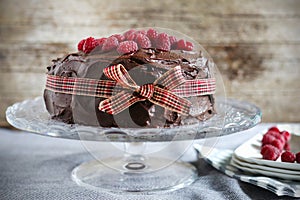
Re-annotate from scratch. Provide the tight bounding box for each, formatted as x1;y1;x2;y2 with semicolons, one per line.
232;155;300;175
230;158;300;181
233;127;300;171
195;143;300;197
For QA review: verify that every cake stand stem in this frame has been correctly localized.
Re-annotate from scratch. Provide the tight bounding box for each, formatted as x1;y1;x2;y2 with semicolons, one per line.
123;142;147;170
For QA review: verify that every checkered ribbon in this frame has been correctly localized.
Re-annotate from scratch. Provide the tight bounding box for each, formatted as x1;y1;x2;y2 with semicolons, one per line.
45;64;216;115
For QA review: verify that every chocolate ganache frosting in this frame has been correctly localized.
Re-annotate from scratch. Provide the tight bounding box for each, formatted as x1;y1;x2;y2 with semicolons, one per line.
44;30;216;128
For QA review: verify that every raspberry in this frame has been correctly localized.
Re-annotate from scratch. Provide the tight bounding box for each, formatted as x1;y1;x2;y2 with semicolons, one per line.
124;29;136;40
260;144;270;155
117;41;138;54
82;37;99;54
127;33;137;41
169;35;178;49
102;36;119;52
136;30;147;35
147;28;158;42
176;39;193;51
284;142;291;151
260;144;280;161
77;39;86;51
281;151;296;163
271;139;284;150
135;33;151;48
156;33;170;51
280;131;291;141
112;34;125;42
267;131;286;144
296;152;300;163
262;134;276;145
176;39;185;50
95;37;107;48
185;41;194;51
268;126;280;133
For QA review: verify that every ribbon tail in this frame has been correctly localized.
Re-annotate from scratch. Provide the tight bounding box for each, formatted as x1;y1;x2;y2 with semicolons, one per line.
98;91;140;115
46;74;118;98
150;87;191;115
172;78;216;97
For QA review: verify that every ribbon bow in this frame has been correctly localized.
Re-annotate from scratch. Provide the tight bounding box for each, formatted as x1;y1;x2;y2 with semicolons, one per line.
99;64;191;115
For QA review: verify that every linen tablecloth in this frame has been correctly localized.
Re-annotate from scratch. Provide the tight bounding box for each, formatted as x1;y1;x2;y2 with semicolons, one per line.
0;124;296;200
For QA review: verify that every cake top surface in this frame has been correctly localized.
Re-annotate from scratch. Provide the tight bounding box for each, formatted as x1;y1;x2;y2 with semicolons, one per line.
77;28;195;55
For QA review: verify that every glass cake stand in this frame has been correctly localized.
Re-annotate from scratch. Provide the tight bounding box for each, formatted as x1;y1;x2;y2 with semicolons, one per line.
6;97;261;194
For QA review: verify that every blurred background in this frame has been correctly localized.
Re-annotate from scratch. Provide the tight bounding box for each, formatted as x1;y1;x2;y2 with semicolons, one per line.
0;0;299;127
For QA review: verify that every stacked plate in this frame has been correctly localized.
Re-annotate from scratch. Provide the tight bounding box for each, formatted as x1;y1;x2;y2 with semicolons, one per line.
231;131;300;181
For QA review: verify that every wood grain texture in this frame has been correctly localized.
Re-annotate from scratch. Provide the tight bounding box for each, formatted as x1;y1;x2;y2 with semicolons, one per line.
1;0;299;127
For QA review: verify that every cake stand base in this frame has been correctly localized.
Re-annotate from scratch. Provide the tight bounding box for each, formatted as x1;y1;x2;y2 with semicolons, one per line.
71;157;198;194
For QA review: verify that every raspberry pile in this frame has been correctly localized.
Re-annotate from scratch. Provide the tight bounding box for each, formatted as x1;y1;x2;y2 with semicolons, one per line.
260;126;300;163
77;28;194;54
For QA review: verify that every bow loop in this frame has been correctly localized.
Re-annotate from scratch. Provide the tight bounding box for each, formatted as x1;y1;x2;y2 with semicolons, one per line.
103;64;138;89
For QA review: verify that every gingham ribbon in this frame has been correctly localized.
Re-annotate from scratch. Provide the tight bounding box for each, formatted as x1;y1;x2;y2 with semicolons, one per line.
46;75;119;98
45;64;216;115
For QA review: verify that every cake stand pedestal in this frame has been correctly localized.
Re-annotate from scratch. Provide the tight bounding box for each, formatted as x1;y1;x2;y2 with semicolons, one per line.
6;97;261;194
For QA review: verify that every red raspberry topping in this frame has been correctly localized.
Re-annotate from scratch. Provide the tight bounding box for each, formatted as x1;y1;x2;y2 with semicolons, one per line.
77;28;195;55
156;33;170;51
95;37;107;48
128;33;137;41
102;36;119;52
169;35;178;49
271;139;284;150
77;37;107;53
135;33;151;48
77;39;86;51
262;134;276;145
296;152;300;163
123;29;136;40
83;37;100;54
268;126;280;133
260;144;280;161
281;151;296;163
147;28;158;42
112;34;125;42
280;131;291;141
117;41;138;54
176;39;194;51
185;41;194;51
136;30;147;35
176;39;186;50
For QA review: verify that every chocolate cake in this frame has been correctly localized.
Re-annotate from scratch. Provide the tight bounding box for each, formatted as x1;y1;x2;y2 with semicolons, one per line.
44;29;216;128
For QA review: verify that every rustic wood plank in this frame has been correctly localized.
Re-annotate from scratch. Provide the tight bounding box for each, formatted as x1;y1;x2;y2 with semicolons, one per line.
1;17;299;43
1;0;299;126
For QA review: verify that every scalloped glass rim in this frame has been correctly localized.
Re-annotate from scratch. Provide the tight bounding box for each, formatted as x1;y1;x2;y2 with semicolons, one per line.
6;97;261;142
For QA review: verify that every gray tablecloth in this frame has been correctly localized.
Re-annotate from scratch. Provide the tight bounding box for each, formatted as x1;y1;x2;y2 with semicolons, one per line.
0;124;295;200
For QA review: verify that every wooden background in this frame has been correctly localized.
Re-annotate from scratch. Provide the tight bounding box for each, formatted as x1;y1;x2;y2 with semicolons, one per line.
0;0;299;127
